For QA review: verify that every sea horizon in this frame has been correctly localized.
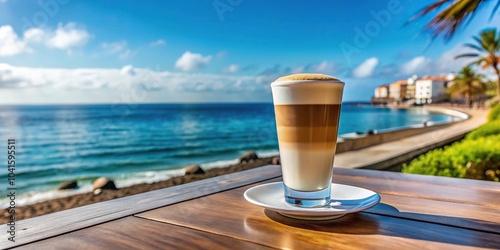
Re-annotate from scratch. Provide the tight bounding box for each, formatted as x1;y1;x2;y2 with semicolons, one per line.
0;101;373;106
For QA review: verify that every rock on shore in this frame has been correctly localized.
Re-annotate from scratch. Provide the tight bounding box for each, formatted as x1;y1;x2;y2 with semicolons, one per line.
184;164;205;175
58;180;78;190
92;177;117;190
272;156;281;165
239;151;258;163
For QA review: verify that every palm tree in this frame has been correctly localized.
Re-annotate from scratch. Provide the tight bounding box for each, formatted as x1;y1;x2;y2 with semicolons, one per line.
485;79;498;97
447;66;487;105
409;0;500;40
455;28;500;99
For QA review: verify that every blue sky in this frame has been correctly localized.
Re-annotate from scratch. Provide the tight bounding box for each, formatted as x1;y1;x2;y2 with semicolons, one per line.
0;0;499;104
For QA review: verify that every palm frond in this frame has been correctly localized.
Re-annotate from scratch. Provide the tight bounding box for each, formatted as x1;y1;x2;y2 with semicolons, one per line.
490;0;500;21
409;0;491;40
457;29;500;75
455;53;480;59
478;29;497;52
408;0;454;22
472;35;489;51
426;0;483;40
463;43;483;51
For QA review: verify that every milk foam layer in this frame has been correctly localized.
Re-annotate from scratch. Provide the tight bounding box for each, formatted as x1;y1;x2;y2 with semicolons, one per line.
275;73;339;81
280;142;336;191
271;77;344;105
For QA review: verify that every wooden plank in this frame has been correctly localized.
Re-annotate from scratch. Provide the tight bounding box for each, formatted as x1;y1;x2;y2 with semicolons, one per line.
369;193;500;234
13;217;276;250
332;175;500;208
0;165;281;249
333;168;500;192
137;182;500;249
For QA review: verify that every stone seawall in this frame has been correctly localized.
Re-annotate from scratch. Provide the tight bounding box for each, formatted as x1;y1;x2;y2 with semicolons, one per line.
335;107;469;154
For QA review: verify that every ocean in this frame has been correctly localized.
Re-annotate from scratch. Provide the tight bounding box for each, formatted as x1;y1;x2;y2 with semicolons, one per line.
0;103;459;207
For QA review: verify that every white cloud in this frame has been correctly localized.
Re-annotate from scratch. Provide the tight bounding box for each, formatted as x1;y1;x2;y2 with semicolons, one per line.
255;64;287;84
308;61;336;73
314;61;331;72
400;56;431;76
434;45;477;73
150;39;166;46
102;41;127;54
101;41;132;60
119;49;132;60
45;23;90;50
395;46;481;78
0;23;90;57
285;61;337;75
0;26;29;56
352;57;379;78
224;64;240;73
175;51;212;71
0;63;259;94
216;51;227;58
23;28;45;43
120;65;136;76
291;66;304;74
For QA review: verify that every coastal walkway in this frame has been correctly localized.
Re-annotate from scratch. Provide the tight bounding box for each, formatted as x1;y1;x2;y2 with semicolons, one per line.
334;107;489;170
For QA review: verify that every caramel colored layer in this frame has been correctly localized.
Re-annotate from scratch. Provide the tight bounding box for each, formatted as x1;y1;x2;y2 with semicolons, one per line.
276;126;339;143
275;73;339;82
274;104;341;127
278;141;337;151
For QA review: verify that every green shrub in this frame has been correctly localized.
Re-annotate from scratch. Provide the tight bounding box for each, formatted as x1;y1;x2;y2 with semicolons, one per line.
466;120;500;140
489;104;500;121
486;96;499;108
402;135;500;181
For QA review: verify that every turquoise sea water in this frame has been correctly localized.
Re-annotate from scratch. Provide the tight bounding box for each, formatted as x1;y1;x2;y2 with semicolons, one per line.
0;103;459;207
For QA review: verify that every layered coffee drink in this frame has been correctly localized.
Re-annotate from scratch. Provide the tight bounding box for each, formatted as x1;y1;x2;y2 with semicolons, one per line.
271;73;344;207
274;104;340;191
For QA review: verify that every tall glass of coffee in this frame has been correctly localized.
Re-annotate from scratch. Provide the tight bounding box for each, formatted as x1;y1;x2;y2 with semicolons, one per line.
271;74;344;207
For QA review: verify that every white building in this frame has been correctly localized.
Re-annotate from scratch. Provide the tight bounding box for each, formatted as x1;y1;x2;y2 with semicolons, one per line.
389;80;408;101
374;85;389;98
415;76;449;104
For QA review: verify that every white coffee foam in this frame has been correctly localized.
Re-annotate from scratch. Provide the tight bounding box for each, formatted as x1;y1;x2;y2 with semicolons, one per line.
271;80;344;105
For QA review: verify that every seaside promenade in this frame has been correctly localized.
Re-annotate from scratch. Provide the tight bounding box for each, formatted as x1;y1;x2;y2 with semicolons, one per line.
334;107;489;170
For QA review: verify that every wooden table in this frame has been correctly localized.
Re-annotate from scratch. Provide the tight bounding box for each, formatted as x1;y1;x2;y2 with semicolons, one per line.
4;165;500;249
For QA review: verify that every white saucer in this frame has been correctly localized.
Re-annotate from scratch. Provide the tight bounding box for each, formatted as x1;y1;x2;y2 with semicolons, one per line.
244;182;380;220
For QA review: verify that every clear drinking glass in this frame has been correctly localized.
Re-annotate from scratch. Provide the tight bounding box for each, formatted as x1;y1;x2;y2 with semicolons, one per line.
271;74;344;207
